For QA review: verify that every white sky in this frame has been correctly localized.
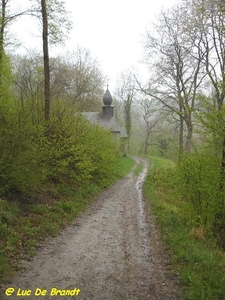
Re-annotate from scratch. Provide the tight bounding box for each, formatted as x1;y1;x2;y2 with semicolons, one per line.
11;0;179;92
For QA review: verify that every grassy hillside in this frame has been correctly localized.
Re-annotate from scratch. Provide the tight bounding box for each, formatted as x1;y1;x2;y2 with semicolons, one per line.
143;156;225;300
0;156;135;284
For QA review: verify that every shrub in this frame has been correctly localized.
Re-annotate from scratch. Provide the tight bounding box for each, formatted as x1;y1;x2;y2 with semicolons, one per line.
177;151;221;227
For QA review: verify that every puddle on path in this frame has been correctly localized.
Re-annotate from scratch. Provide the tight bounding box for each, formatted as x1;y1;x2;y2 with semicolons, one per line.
135;158;150;255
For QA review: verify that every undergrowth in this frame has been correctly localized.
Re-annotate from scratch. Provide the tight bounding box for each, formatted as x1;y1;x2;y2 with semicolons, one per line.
143;156;225;300
133;161;144;176
0;156;134;284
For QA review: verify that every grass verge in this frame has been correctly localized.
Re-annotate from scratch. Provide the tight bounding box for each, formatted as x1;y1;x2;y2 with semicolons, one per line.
133;161;144;177
0;156;135;284
143;156;225;300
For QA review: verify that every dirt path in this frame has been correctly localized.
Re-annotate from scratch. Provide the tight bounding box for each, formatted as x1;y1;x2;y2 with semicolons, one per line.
1;157;180;300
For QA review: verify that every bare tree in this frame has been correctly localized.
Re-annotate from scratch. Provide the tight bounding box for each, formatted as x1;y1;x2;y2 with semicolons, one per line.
12;52;45;124
138;97;163;155
138;3;205;157
189;0;225;110
12;48;104;117
0;0;31;58
116;70;136;152
0;0;33;91
58;48;104;111
187;0;225;189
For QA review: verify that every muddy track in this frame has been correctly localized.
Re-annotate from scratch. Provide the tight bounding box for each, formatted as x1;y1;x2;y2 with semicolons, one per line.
1;157;180;300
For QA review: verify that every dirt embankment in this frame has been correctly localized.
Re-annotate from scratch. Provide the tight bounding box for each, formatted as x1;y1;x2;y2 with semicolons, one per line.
1;157;180;300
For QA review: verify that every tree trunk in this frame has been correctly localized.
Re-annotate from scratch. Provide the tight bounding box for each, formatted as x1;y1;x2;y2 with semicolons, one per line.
0;0;5;57
124;95;132;153
144;138;148;155
0;0;6;85
179;115;184;160
220;136;225;190
41;0;50;121
185;115;193;153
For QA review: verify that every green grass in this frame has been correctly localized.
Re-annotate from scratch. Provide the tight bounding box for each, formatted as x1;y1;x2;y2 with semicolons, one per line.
143;156;225;300
115;156;135;177
0;156;135;284
133;162;144;176
147;155;175;169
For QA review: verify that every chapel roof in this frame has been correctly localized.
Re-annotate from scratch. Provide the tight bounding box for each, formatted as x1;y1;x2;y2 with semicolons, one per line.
103;85;113;106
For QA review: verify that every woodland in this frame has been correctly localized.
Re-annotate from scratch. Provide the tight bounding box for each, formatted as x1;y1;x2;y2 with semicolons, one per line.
0;0;225;294
0;0;131;282
115;0;225;250
0;0;121;199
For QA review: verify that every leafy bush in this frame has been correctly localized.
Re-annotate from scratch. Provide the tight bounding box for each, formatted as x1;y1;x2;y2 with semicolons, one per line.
0;96;121;199
144;156;225;300
146;152;225;248
177;151;222;228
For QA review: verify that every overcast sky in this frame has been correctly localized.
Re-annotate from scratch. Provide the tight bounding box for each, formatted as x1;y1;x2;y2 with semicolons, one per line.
12;0;179;91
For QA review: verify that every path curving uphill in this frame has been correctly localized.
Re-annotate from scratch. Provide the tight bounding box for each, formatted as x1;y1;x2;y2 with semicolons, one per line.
1;157;180;300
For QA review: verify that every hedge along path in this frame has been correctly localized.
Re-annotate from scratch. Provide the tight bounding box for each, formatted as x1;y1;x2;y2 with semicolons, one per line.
0;157;180;300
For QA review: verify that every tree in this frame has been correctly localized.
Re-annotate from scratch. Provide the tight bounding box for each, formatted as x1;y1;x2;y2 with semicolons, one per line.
12;48;104;119
11;52;45;124
29;0;72;120
116;70;136;152
188;0;225;189
167;0;225;244
189;0;225;110
0;0;31;60
138;3;205;157
41;0;50;121
138;97;163;155
59;48;104;111
0;0;32;91
0;0;6;63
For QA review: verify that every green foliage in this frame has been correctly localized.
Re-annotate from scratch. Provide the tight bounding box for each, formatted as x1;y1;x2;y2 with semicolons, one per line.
194;96;225;247
38;116;121;190
0;47;135;285
0;19;136;285
133;162;144;176
28;0;72;45
146;149;225;247
177;151;222;227
144;156;225;300
114;156;135;177
0;156;134;284
0;54;127;284
46;0;72;44
0;92;122;197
